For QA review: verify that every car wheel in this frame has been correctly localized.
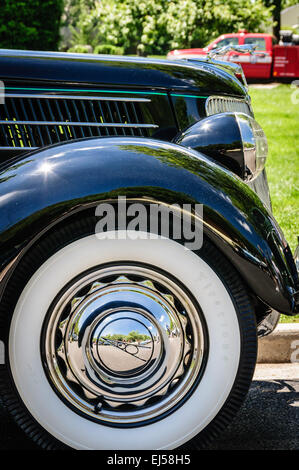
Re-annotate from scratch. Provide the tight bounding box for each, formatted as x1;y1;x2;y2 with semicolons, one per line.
0;217;257;449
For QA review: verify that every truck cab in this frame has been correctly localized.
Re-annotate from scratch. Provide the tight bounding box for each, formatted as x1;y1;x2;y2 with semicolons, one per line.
167;31;276;79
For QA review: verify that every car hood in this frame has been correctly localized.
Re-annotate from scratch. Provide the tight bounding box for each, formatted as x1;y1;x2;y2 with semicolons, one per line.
0;49;247;97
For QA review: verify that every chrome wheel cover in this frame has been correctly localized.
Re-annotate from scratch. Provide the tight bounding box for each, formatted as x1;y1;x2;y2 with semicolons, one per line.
42;264;207;426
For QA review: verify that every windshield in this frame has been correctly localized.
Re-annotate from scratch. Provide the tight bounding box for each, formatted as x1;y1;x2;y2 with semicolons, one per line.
209;37;239;49
244;37;266;51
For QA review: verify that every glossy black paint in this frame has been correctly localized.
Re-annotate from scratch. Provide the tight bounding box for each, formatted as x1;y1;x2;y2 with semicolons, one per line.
174;113;245;178
170;95;207;131
257;309;281;337
0;50;246;97
0;137;297;315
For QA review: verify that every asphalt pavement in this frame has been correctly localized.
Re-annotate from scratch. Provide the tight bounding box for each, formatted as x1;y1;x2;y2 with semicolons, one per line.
206;364;299;450
0;364;298;450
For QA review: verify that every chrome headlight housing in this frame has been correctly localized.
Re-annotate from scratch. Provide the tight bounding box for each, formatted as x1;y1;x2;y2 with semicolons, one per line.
174;112;268;181
236;113;268;180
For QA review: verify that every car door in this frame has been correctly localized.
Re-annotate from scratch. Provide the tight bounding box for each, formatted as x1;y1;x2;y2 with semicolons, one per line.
236;36;272;78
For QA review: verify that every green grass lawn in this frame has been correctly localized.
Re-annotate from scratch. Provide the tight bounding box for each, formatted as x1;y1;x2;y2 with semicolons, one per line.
249;84;299;322
119;70;298;321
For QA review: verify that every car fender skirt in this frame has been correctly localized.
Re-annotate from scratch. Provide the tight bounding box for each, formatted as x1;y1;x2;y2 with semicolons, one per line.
0;137;297;314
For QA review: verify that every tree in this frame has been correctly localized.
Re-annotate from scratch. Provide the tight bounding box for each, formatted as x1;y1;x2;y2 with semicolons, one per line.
63;0;274;55
264;0;299;39
61;0;97;50
0;0;63;51
165;0;274;49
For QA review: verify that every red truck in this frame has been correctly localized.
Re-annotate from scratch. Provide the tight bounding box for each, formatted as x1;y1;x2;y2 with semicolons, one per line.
167;30;299;80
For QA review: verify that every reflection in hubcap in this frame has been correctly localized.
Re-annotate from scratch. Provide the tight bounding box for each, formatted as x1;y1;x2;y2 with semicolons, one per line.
42;264;206;426
97;314;157;375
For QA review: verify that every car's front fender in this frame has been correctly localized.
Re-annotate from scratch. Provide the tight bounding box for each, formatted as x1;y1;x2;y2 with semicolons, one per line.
0;137;297;315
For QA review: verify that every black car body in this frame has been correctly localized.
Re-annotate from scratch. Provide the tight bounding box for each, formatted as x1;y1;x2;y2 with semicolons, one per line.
0;50;298;450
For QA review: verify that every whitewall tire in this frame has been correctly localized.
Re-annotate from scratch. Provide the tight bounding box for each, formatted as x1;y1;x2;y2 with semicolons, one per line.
0;218;257;449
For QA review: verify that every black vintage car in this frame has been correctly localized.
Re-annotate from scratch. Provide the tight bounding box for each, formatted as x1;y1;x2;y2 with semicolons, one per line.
0;49;298;450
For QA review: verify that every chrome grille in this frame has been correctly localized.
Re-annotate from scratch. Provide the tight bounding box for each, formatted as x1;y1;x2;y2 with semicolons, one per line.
205;96;253;117
0;94;157;150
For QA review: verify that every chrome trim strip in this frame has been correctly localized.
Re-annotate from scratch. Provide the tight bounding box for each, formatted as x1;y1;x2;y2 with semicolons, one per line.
0;146;38;150
205;95;253;116
5;94;151;103
0;120;158;128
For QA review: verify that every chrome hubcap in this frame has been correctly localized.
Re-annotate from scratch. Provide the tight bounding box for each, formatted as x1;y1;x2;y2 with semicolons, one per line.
42;264;206;426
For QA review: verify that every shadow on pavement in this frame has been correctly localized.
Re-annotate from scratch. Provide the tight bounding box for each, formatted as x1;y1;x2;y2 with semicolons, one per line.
0;380;298;450
206;380;299;450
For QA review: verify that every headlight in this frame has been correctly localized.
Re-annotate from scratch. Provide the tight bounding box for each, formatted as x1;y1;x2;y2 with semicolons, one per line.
236;113;268;180
174;112;268;181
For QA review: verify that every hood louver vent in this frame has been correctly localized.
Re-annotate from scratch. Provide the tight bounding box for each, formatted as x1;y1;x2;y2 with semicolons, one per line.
0;94;157;150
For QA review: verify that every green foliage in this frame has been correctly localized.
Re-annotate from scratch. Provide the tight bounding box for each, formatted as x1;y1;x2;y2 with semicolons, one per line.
282;25;299;34
0;0;63;51
103;331;151;342
282;0;299;5
68;44;93;53
62;0;97;29
126;330;151;342
94;44;124;55
63;0;273;55
165;0;274;49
